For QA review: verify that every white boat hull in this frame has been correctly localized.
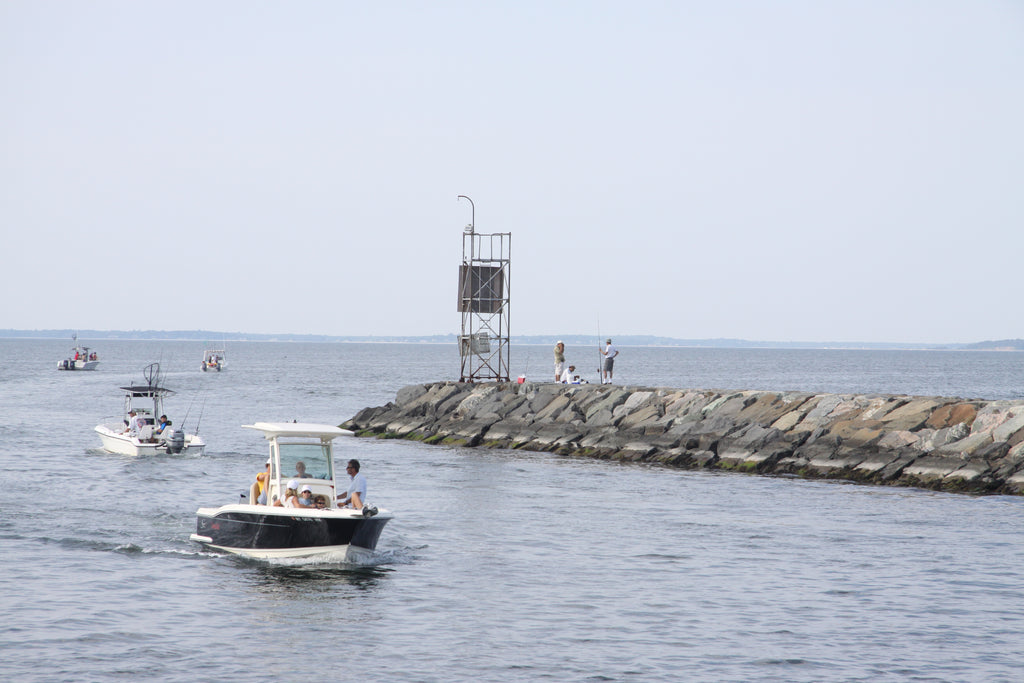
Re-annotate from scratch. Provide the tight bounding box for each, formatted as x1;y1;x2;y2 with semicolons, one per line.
95;424;205;456
58;359;99;371
189;536;376;563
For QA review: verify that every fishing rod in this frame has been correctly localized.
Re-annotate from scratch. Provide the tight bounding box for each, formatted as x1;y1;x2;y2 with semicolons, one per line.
193;396;206;435
181;389;201;431
597;317;603;384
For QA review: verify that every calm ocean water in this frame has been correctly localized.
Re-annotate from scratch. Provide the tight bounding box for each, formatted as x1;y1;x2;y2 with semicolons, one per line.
1;339;1023;682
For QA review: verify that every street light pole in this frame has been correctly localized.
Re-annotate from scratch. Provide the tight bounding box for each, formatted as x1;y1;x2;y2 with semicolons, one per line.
458;195;474;234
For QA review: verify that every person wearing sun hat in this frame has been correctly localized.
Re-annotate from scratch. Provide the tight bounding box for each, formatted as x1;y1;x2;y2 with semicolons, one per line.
554;341;566;381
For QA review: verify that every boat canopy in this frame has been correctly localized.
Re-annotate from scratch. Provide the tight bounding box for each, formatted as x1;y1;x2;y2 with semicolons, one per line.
243;422;354;440
120;385;174;397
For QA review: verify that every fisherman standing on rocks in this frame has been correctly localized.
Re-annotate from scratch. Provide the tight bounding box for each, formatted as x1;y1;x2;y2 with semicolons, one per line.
600;339;619;384
554;341;566;382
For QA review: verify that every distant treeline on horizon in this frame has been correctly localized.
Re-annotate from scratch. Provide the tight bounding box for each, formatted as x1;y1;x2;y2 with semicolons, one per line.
3;329;1023;351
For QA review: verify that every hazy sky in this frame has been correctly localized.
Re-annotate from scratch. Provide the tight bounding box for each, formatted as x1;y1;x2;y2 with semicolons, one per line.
2;2;1021;343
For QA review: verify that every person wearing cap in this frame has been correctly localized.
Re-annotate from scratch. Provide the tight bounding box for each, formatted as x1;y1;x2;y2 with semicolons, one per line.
124;410;147;437
296;484;316;508
554;341;566;381
600;339;619;384
560;364;577;384
154;414;171;436
336;459;367;510
275;480;300;507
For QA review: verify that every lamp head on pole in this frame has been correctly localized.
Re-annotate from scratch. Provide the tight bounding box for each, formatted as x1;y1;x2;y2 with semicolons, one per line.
458;194;475;234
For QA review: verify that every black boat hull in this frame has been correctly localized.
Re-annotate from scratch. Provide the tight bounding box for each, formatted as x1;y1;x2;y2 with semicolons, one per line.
191;507;390;561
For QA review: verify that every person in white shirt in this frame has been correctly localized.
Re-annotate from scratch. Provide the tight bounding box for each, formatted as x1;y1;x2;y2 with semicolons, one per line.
276;480;300;507
124;410;146;436
337;459;368;510
600;339;619;384
560;365;577;384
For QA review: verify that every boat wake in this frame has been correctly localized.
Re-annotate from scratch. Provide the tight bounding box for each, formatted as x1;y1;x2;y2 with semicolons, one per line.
201;544;423;570
26;534;214;560
112;543;214;558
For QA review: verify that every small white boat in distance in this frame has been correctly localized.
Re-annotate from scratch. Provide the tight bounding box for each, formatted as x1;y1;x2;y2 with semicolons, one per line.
94;362;206;456
201;348;225;372
190;422;392;562
58;335;100;371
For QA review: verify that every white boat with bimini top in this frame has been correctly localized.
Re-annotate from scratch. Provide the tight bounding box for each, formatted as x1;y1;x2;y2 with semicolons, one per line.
201;348;225;372
94;362;206;456
189;422;392;562
57;334;100;371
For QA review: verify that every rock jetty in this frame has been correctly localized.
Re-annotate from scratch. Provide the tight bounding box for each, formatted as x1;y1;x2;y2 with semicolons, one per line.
341;381;1024;495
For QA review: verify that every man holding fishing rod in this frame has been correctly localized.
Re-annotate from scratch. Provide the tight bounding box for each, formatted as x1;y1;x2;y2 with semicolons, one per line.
600;339;619;384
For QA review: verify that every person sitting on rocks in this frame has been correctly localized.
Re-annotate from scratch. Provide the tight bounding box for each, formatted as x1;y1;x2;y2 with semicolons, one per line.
560;365;578;384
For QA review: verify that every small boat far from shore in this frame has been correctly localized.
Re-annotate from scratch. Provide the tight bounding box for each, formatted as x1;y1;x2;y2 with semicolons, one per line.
58;334;99;371
202;348;225;372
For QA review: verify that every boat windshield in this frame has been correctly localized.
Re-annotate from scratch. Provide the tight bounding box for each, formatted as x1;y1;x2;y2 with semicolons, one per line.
278;441;332;480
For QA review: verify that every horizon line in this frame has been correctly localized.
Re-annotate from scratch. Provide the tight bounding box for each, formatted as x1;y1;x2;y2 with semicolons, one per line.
2;328;1021;349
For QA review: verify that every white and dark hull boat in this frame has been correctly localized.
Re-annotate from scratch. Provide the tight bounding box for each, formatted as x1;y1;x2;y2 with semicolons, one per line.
190;422;392;562
94;362;206;456
191;505;390;562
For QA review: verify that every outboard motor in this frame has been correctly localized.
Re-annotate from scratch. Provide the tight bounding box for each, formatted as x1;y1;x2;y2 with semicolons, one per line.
167;430;186;454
